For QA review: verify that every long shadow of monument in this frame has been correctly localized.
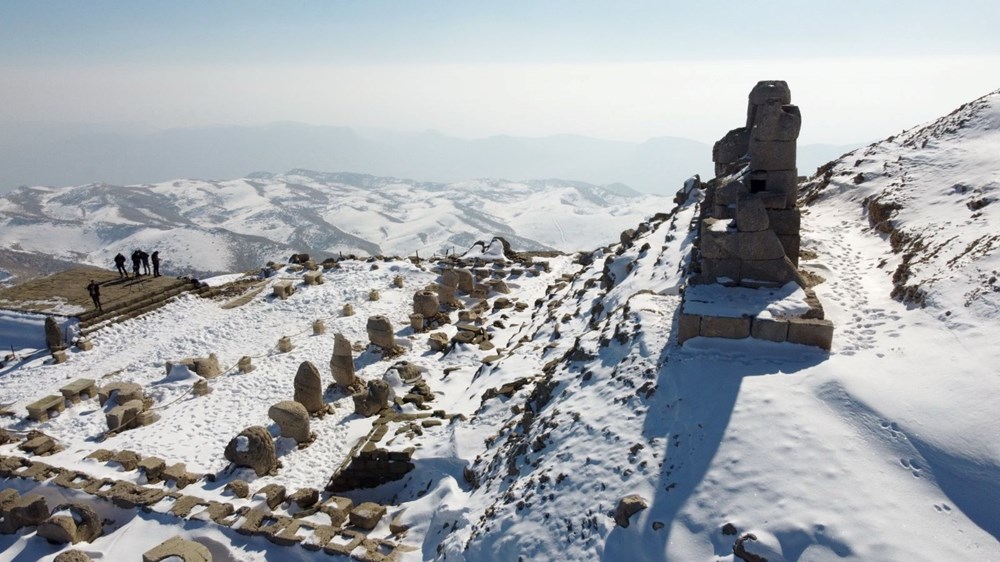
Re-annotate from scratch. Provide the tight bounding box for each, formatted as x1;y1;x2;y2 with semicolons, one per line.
601;308;827;561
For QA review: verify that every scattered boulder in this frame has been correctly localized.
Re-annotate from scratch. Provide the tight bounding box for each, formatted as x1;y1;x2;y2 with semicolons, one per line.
428;332;450;352
45;316;63;351
353;380;391;417
225;479;250;498
0;492;48;534
268;400;312;444
329;333;358;390
286;488;320;510
254;483;286;510
293;361;325;415
455;269;474;294
366;315;396;350
349;502;387;531
36;502;101;544
142;536;213;562
613;494;648;528
224;426;278;477
413;290;439;317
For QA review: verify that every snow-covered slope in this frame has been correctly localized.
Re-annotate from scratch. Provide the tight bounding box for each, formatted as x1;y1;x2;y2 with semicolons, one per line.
1;91;999;561
0;171;664;283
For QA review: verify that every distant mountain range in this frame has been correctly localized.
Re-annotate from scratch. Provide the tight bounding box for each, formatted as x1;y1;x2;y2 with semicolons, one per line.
0;171;667;283
0;122;858;194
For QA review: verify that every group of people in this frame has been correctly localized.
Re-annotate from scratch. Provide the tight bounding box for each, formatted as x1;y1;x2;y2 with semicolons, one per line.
113;249;162;278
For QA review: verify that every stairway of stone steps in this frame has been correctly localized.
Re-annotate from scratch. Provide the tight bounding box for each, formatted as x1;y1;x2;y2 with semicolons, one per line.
77;279;217;338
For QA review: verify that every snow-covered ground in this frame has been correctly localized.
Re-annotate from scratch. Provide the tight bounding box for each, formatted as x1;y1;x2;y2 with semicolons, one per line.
1;91;999;561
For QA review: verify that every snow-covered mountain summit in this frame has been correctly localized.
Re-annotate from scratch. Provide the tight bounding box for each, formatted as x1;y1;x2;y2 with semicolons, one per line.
0;171;664;283
801;88;1000;318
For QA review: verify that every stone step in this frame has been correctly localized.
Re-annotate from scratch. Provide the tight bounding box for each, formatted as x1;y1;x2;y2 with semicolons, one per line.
78;280;191;323
79;282;202;337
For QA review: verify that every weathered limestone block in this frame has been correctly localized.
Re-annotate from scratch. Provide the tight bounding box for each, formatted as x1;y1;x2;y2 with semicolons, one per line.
349;502;387;531
193;379;211;397
701;258;741;283
700;316;751;339
737;230;787;260
51;349;68;364
54;550;94;562
487;279;510;294
268;400;312;444
700;229;738;260
756;170;800;208
162;463;199;489
470;284;489;299
0;493;48;534
715;181;750;207
747;80;791;126
303;271;324;285
193;354;220;378
455;269;474;294
142;536;213;562
392;275;404;288
436;283;457;306
366;315;395;350
342;303;355;316
75;339;94;352
752;100;801;142
45;316;63;351
289;253;311;264
440;269;459;289
225;480;250;499
330;333;357;390
778;235;801;265
428;332;450;352
712;126;750;168
368;289;381;301
614;494;648;528
303;260;319;271
238;356;254;373
786;318;834;350
409;313;425;332
106;399;145;433
413;290;439;318
138;456;166;483
678;314;701;344
313;319;325;335
255;483;287;510
353;380;391;417
273;280;295;300
278;336;293;353
224;426;278;477
287;487;320;510
27;395;66;422
767;208;801;235
98;381;143;406
749;139;796;171
736;196;770;232
37;502;101;544
751;317;789;342
741;258;802;286
59;379;96;404
293;361;325;415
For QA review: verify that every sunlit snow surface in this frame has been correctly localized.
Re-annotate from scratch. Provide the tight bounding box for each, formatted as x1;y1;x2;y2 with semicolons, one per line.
2;92;1000;560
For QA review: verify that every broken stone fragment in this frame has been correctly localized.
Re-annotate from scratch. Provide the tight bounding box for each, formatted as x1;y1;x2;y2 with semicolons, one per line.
613;494;648;528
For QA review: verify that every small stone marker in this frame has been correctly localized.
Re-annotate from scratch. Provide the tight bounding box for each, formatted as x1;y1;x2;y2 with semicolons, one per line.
51;349;68;364
193;379;211;397
369;289;381;301
329;333;357;390
278;336;293;353
268;400;312;443
342;303;355;316
293;361;325;415
238;356;254;373
313;319;326;335
75;339;93;351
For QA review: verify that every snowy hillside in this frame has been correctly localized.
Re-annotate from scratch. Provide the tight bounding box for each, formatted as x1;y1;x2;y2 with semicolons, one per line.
0;170;664;283
1;91;999;562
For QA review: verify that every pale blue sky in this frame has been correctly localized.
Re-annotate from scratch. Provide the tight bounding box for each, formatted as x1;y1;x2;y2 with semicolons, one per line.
1;1;998;143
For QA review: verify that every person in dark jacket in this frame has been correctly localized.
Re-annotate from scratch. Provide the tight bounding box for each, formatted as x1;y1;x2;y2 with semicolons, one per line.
139;250;150;275
131;250;142;277
87;280;102;311
151;251;161;277
114;253;128;277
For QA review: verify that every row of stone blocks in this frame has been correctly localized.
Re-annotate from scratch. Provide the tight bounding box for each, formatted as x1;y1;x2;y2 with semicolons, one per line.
0;454;407;560
678;313;834;350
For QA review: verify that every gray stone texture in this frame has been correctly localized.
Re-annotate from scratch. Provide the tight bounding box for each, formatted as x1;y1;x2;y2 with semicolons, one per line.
293;361;325;415
455;269;474;294
329;333;357;390
741;257;802;286
787;318;835;350
749;139;796;170
366;315;395;350
701;258;741;282
45;316;62;351
678;314;701;344
751;317;789;342
224;426;277;477
37;502;101;544
353;380;391;417
700;316;751;339
737;230;787;260
736;197;770;232
614;494;648;528
268;400;311;443
751;101;801;142
413;290;439;318
349;502;387;530
712;127;750;167
778;235;801;265
700;229;738;260
142;536;213;562
766;208;801;235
